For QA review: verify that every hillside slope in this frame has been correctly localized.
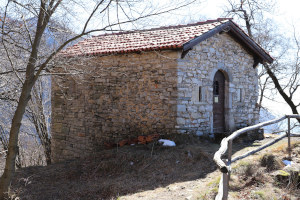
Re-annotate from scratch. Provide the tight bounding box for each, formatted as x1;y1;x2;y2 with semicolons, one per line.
7;135;300;200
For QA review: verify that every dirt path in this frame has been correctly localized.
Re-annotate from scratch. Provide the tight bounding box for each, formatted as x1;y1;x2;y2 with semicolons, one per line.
120;170;220;200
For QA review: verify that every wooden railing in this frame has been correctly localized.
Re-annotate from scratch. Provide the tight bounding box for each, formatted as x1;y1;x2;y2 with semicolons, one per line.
213;114;300;200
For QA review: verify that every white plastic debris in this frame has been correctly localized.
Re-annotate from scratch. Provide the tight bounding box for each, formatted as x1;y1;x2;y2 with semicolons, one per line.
282;160;293;166
264;134;271;138
158;139;176;147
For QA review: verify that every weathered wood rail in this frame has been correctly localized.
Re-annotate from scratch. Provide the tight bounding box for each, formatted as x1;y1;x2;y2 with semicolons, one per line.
214;114;300;200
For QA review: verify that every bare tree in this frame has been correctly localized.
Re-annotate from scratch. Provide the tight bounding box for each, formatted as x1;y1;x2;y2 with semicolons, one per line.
0;16;76;167
0;0;198;198
224;0;300;123
25;78;51;165
0;77;51;167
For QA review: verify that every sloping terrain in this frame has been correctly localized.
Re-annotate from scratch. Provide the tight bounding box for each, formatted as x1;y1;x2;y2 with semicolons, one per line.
121;136;300;200
226;137;300;200
9;135;219;199
7;135;300;200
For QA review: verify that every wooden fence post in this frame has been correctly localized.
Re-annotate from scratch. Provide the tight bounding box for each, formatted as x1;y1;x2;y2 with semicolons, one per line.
227;139;232;178
221;140;232;200
287;117;291;160
222;172;228;200
214;115;300;200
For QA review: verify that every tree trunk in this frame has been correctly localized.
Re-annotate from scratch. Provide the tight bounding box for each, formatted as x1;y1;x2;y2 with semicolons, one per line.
263;63;300;123
0;80;34;199
0;2;49;197
239;7;300;122
242;10;252;38
0;127;21;169
39;105;51;165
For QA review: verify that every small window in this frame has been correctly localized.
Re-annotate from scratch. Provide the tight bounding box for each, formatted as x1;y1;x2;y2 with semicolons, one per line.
237;88;242;102
213;81;219;95
199;86;202;102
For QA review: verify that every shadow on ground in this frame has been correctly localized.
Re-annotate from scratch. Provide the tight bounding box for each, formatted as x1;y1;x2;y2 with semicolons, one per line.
10;134;256;200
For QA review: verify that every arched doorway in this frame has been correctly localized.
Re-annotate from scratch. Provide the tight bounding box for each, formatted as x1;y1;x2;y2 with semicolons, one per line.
213;70;225;133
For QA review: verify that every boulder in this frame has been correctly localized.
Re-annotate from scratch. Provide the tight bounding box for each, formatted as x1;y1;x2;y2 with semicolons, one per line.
274;163;300;188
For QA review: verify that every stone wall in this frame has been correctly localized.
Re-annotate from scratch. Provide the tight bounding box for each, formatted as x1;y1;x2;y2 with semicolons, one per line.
51;32;260;162
176;33;259;137
51;51;179;162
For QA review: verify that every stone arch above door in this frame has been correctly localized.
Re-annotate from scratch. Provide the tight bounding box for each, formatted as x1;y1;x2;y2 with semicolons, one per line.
209;63;233;82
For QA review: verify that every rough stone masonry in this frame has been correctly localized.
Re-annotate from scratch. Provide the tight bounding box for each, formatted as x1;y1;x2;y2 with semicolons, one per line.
51;32;259;162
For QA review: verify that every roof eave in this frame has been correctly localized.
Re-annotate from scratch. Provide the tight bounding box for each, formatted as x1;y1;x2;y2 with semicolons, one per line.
228;22;274;64
183;22;230;52
182;21;274;64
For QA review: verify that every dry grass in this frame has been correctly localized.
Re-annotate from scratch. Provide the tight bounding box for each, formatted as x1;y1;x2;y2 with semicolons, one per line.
6;136;300;200
227;139;300;200
0;132;46;176
196;175;221;199
10;135;219;200
260;154;284;171
272;140;299;153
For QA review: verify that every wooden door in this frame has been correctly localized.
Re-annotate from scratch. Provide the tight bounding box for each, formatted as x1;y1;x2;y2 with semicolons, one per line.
213;71;225;133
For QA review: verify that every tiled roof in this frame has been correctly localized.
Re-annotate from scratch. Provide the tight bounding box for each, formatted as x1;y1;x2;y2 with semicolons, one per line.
61;18;231;57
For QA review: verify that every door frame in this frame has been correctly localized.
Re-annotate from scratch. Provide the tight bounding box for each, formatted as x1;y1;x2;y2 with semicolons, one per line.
213;70;226;133
209;64;235;134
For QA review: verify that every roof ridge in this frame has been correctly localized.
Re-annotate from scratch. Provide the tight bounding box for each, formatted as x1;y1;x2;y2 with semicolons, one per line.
93;18;232;38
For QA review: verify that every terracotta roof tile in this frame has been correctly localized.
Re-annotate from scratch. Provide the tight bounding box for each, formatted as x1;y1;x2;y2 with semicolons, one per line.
61;18;232;57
